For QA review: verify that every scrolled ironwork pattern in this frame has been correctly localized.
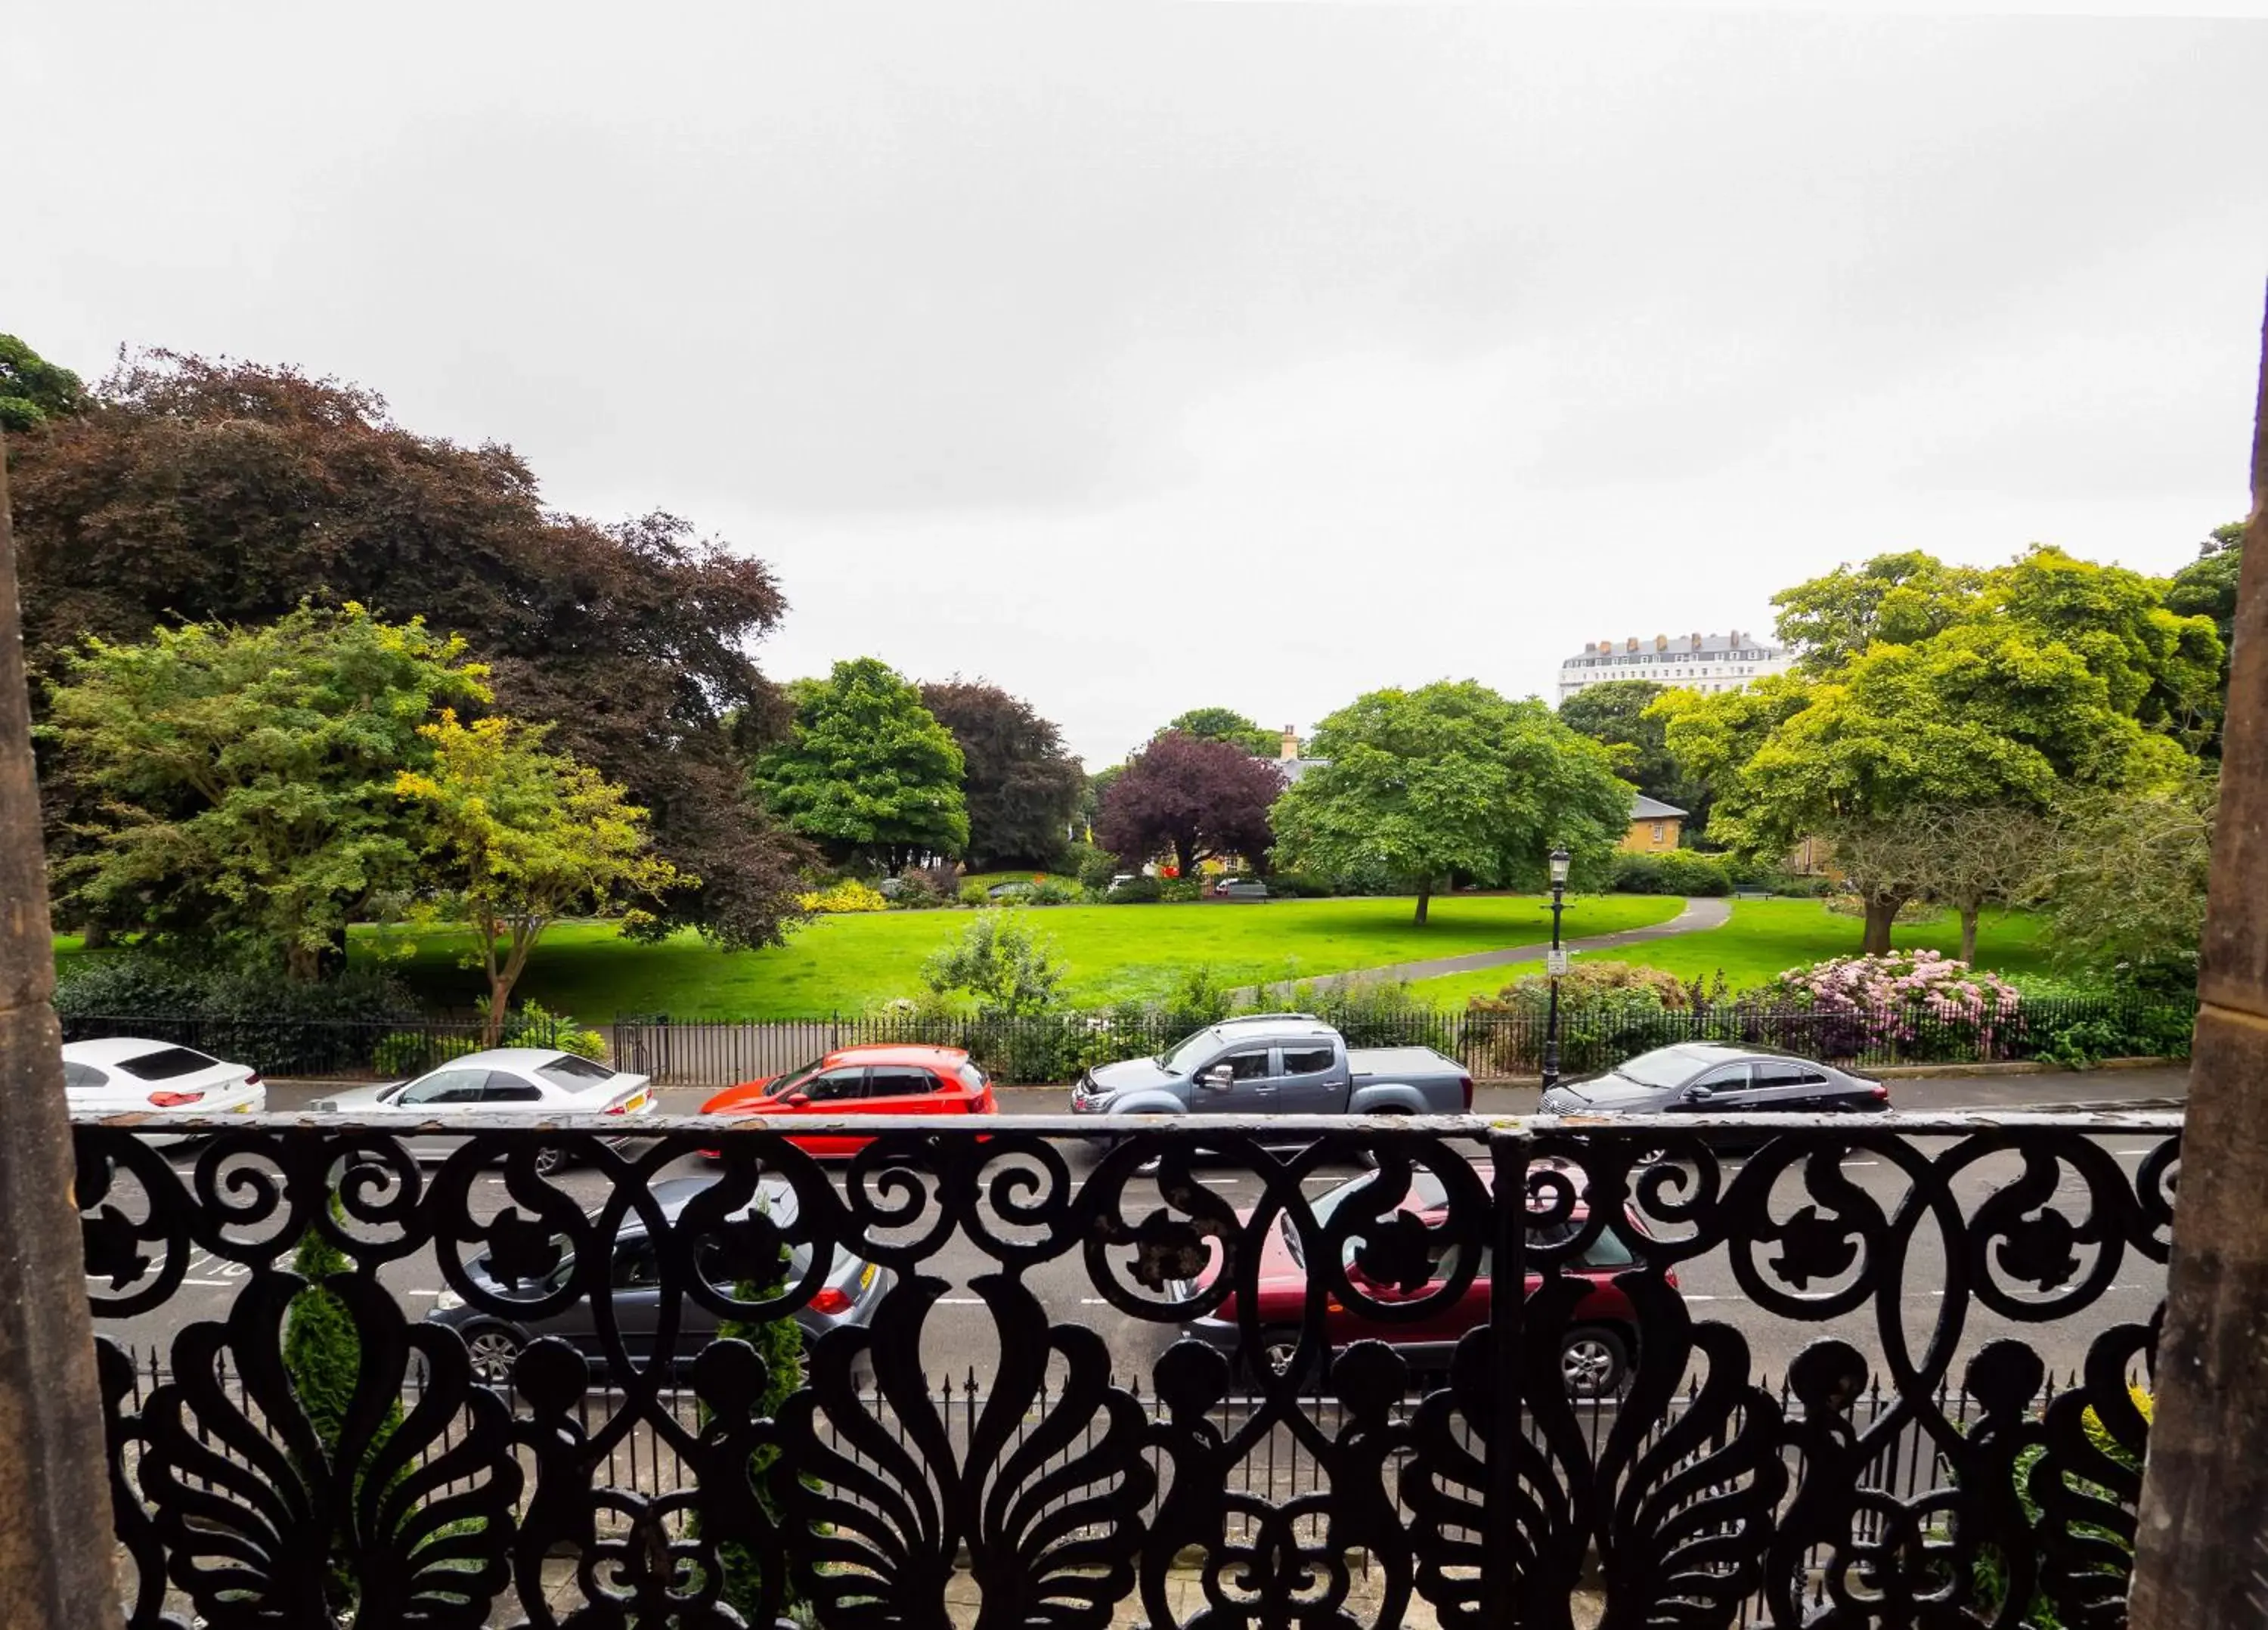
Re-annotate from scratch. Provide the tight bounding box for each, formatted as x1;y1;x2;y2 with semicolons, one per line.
74;1109;2177;1628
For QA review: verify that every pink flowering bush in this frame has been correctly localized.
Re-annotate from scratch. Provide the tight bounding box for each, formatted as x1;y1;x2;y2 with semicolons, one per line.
1757;950;2022;1061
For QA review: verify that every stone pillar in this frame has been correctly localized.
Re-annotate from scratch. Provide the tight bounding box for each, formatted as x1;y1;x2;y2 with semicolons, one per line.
2130;285;2268;1622
0;433;114;1627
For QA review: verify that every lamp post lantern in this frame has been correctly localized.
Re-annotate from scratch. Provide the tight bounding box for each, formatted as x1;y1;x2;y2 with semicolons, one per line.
1543;845;1571;1089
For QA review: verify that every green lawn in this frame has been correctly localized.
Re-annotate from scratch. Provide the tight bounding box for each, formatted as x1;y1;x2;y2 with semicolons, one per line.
365;894;1688;1020
1408;898;2058;1009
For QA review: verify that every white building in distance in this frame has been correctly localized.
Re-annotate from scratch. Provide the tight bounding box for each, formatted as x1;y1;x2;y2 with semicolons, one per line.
1558;629;1792;704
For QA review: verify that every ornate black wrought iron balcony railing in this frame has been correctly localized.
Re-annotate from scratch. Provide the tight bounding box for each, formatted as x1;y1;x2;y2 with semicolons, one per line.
73;1110;2179;1629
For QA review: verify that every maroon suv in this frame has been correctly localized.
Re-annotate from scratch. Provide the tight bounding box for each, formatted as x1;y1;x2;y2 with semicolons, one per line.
1175;1164;1674;1396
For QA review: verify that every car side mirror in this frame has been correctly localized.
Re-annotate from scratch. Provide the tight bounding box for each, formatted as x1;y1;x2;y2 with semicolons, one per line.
1685;1085;1715;1104
1200;1065;1235;1091
783;1092;810;1108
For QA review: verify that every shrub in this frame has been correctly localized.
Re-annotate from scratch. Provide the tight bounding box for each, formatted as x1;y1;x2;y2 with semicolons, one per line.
1261;871;1334;899
1072;845;1122;891
53;953;421;1075
1756;950;2021;1061
1160;965;1235;1036
957;881;995;906
500;999;607;1060
1464;961;1692;1074
798;879;889;914
1158;877;1204;903
922;910;1065;1016
1029;879;1083;905
1610;851;1730;896
1103;876;1162;904
888;869;950;909
371;1031;482;1077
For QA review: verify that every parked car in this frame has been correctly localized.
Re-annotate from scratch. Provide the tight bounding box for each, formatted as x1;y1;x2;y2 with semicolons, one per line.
62;1037;265;1145
1212;877;1269;901
699;1044;999;1157
307;1049;655;1173
426;1174;893;1384
1070;1014;1471;1119
1173;1161;1669;1396
1538;1043;1890;1126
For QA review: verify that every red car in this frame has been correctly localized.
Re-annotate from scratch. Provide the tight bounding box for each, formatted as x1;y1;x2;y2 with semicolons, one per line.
1176;1162;1672;1396
699;1044;999;1157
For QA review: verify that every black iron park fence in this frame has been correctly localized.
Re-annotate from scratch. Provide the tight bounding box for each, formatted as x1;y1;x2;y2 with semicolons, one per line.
76;1109;2176;1628
60;989;2195;1086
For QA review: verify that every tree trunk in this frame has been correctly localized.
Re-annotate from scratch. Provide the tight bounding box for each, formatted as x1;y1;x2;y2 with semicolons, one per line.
1860;894;1901;956
1174;837;1198;880
1959;906;1979;964
1414;878;1433;926
77;922;109;950
483;972;509;1047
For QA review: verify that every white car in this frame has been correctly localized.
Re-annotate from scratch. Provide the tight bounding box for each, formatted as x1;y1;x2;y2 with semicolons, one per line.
63;1037;266;1145
308;1048;657;1173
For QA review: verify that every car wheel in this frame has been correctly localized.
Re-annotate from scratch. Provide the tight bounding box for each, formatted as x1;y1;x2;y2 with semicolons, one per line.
1560;1326;1630;1399
460;1324;526;1386
531;1145;570;1178
1245;1327;1323;1389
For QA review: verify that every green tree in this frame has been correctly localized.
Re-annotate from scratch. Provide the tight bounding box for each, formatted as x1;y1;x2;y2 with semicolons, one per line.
1665;626;2190;953
919;678;1084;868
0;333;88;430
42;603;487;978
1771;550;1985;674
396;712;681;1044
2164;521;2247;754
2037;766;2217;993
1160;707;1279;758
921;908;1065;1016
1556;679;1701;821
754;659;968;872
1270;680;1630;925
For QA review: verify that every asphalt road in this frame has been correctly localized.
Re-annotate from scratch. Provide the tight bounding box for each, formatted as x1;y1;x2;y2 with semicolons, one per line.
96;1068;2186;1396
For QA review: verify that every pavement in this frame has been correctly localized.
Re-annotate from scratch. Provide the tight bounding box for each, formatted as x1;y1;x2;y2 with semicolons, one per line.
1231;894;1734;996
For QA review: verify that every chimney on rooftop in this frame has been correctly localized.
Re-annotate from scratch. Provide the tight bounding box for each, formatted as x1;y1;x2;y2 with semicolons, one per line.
1280;726;1299;762
1690;632;1702;649
1625;637;1638;652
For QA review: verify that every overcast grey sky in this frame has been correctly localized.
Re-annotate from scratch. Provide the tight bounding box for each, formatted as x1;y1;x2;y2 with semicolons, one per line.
9;5;2264;765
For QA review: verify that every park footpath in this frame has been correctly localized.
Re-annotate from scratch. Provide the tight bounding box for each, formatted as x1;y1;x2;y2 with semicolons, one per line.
1228;896;1734;1000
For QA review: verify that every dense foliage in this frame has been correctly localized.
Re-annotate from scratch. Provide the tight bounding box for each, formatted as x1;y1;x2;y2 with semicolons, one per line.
1608;850;1731;896
919;678;1084;868
1556;679;1703;823
1160;706;1281;758
0;332;88;430
1272;680;1630;924
8;349;806;948
43;604;489;978
754;659;968;872
920;909;1065;1016
1757;950;2022;1058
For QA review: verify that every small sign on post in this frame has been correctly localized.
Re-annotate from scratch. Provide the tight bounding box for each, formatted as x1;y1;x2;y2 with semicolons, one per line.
1545;948;1571;977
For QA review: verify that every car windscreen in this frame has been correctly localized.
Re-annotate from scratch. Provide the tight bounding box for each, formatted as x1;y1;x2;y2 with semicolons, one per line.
1611;1047;1717;1089
767;1059;830;1097
537;1055;615;1087
114;1047;219;1082
956;1061;987;1093
1159;1028;1222;1074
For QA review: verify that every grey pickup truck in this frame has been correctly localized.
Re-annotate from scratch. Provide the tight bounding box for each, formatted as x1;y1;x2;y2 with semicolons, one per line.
1068;1013;1473;1117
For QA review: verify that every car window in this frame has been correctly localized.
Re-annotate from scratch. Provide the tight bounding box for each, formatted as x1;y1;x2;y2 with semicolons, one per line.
1613;1046;1719;1089
1281;1047;1334;1076
64;1061;107;1090
865;1068;936;1098
1160;1028;1223;1074
398;1068;493;1107
1753;1061;1828;1088
612;1238;659;1288
113;1047;219;1082
955;1061;988;1093
802;1068;869;1103
482;1071;544;1103
1225;1050;1273;1081
537;1055;615;1087
1693;1063;1753;1091
1577;1231;1637;1269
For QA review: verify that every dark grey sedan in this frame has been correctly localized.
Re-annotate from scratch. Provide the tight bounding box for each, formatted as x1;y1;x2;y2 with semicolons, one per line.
1538;1043;1890;1120
426;1176;891;1383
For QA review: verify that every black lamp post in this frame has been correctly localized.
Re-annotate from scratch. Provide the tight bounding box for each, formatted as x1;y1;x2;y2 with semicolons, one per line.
1542;844;1571;1089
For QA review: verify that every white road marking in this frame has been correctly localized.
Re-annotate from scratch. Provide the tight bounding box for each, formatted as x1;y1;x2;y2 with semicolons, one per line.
407;1289;444;1297
935;1297;986;1306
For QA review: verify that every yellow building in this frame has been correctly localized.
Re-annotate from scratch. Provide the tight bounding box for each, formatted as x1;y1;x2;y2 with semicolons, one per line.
1622;794;1687;853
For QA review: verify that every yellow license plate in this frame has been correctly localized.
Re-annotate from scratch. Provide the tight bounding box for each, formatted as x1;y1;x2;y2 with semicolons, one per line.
860;1263;877;1290
234;1102;253;1114
625;1092;648;1112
